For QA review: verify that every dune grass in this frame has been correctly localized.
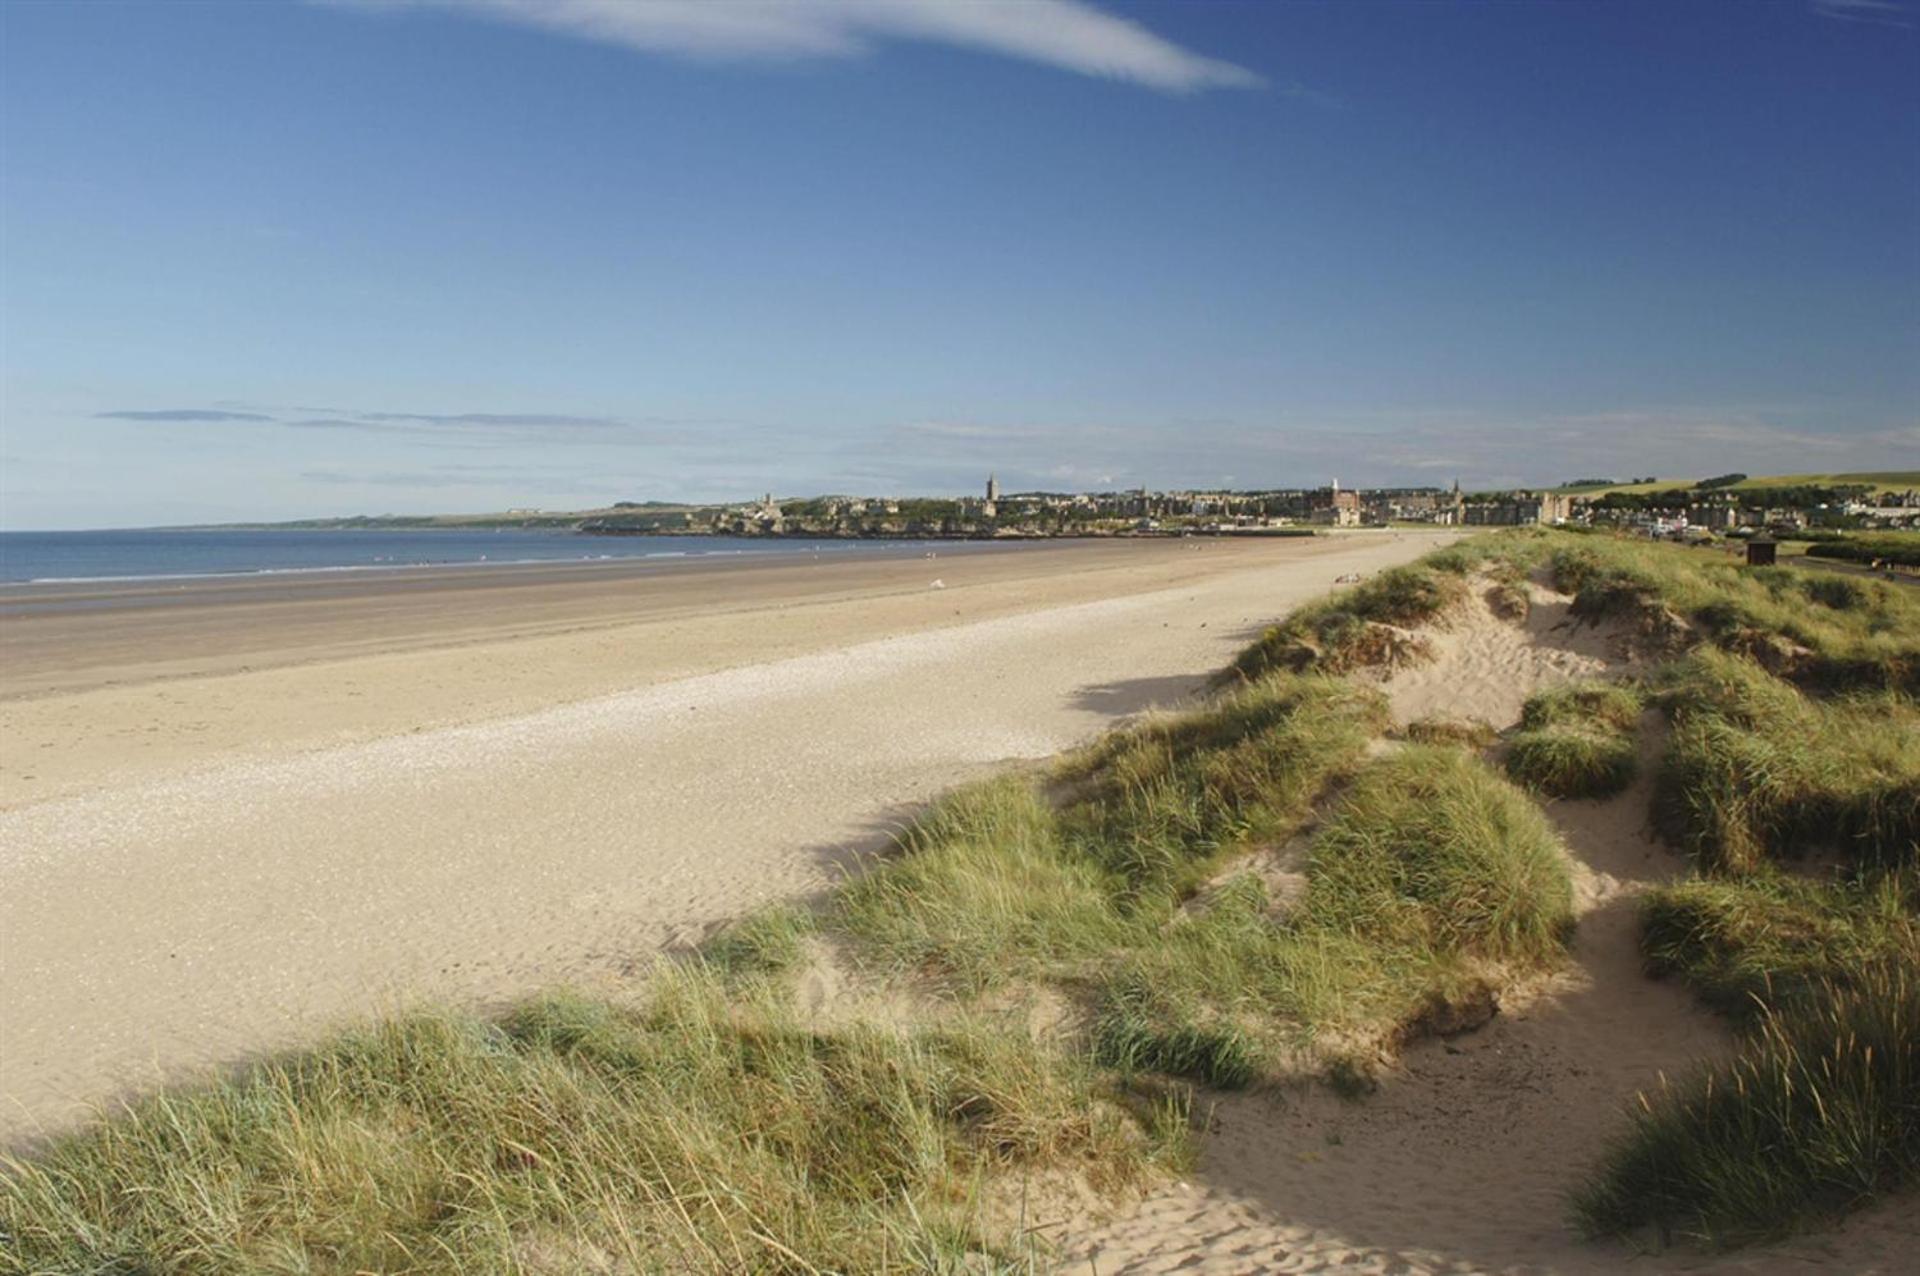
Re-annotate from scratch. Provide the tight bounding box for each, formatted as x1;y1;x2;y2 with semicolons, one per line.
1652;650;1919;873
1555;532;1920;1250
1504;680;1644;801
13;529;1751;1269
841;680;1573;1090
1296;746;1574;973
836;674;1386;994
0;969;1180;1274
1506;729;1638;801
1225;531;1560;683
833;776;1143;996
1550;536;1920;693
1054;675;1389;901
1573;966;1920;1248
1520;681;1644;734
1641;870;1919;1020
1225;564;1467;681
1075;746;1574;1088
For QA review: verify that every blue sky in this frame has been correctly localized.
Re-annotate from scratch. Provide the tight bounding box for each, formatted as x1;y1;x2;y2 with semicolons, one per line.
2;0;1916;528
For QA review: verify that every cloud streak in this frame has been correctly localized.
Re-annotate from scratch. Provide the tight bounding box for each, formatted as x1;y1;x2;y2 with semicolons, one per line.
358;412;626;428
97;408;275;423
341;0;1262;92
1810;0;1911;25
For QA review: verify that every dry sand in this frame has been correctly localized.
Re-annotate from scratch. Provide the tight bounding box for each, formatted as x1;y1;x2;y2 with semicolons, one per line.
1061;577;1918;1274
0;531;1454;1143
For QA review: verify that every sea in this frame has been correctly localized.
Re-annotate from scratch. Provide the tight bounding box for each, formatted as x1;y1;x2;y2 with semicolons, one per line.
0;527;974;586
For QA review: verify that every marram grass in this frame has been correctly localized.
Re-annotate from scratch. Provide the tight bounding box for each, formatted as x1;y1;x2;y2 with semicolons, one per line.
1563;531;1920;1252
1093;746;1575;1085
0;970;1177;1274
1641;869;1920;1020
1506;726;1638;800
1653;650;1920;873
1573;966;1920;1248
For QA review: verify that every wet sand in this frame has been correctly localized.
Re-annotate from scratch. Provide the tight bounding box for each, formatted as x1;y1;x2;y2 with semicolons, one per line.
0;531;1453;1142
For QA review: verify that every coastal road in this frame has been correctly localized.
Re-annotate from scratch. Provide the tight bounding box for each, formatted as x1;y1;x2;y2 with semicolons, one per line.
0;532;1453;1141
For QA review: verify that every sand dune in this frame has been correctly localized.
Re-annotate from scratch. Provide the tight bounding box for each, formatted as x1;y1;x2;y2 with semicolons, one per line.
1062;577;1918;1274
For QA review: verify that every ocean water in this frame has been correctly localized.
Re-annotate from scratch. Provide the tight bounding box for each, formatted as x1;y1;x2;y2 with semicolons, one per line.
0;528;960;586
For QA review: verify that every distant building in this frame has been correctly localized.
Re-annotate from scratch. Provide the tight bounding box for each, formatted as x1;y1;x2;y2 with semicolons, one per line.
1306;479;1362;519
1463;491;1572;526
983;473;999;518
1310;503;1362;527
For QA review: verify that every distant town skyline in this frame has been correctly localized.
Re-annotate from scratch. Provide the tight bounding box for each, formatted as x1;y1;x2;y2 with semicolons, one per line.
4;1;1917;529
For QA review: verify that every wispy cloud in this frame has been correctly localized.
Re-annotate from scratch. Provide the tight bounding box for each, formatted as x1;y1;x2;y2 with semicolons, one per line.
98;405;661;438
97;408;275;423
300;463;618;493
338;0;1263;92
359;411;626;428
1810;0;1913;27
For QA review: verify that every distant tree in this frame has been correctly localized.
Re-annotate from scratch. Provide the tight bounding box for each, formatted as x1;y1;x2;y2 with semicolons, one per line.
1694;473;1748;490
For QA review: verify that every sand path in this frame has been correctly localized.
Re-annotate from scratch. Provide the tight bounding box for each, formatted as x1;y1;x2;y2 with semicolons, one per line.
0;533;1450;1143
1063;583;1917;1274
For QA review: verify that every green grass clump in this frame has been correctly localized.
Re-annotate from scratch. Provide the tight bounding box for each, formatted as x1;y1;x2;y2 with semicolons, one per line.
1300;746;1575;970
1520;681;1644;733
844;678;1569;1089
0;972;1166;1274
1507;728;1639;800
1654;651;1920;872
836;777;1139;993
698;905;815;982
1229;532;1559;682
1087;748;1574;1084
1641;870;1919;1020
1572;967;1920;1248
1228;562;1469;681
1505;681;1643;800
839;675;1385;995
1092;970;1260;1090
1058;675;1387;900
1549;535;1920;693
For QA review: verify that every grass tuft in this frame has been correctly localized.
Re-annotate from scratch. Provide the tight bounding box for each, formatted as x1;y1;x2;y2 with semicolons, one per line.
1057;675;1387;901
1091;973;1260;1090
0;971;1164;1273
1300;746;1575;969
1551;536;1920;693
1227;564;1468;681
1506;728;1638;800
1653;651;1920;873
1640;870;1919;1020
1573;966;1920;1248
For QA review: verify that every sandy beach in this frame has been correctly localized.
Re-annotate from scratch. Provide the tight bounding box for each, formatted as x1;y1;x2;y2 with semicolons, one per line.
0;531;1454;1142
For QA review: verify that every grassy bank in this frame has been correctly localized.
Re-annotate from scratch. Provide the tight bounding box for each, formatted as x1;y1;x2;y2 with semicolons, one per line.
1549;534;1918;693
1573;967;1919;1247
1564;534;1920;1248
0;970;1181;1274
840;674;1573;1087
1505;681;1643;800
